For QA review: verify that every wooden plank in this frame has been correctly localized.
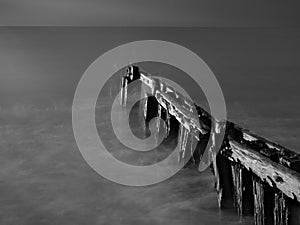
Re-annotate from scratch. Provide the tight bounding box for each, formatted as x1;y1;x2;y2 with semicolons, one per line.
264;184;275;225
252;177;275;225
212;153;234;209
231;163;253;216
233;127;300;173
231;163;243;215
120;76;128;106
229;140;300;202
140;71;209;140
187;133;198;165
127;66;300;225
274;191;289;225
253;177;265;225
156;103;162;134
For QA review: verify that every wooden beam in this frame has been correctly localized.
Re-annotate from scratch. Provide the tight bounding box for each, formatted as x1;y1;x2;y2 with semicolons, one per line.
231;163;254;216
253;177;265;225
274;191;289;225
123;66;300;225
212;153;234;209
228;140;300;202
140;72;209;140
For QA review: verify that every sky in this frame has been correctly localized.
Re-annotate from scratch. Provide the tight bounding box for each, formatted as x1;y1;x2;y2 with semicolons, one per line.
0;27;300;109
0;1;300;27
0;1;299;108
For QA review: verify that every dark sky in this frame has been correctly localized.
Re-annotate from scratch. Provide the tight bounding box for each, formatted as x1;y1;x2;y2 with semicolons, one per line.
1;1;300;27
0;27;300;109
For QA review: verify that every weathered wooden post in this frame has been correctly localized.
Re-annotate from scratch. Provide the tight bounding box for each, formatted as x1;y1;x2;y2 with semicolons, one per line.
165;106;171;138
252;176;275;225
212;150;234;209
211;144;235;209
156;101;171;139
120;66;141;107
253;176;265;225
120;74;128;107
274;191;289;225
177;124;190;163
120;65;300;225
156;103;162;135
186;133;198;165
144;96;159;134
231;163;254;216
208;121;236;209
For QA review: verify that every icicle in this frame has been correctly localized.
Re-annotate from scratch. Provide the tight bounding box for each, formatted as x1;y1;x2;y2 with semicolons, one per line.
120;77;128;107
139;92;148;136
165;108;170;138
190;135;196;164
178;124;189;163
153;104;163;146
123;79;128;107
156;104;162;133
178;124;184;162
198;121;220;171
143;94;148;120
120;76;124;106
181;129;189;159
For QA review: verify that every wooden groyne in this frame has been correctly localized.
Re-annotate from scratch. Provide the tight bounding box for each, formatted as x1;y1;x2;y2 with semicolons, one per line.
120;65;300;225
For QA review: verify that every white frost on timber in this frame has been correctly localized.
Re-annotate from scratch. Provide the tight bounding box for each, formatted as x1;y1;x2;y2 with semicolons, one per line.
229;140;300;202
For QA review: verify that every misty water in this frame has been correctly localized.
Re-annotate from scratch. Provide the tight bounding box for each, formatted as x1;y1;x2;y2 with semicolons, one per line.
1;79;299;224
0;95;252;225
1;28;299;224
1;81;297;225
